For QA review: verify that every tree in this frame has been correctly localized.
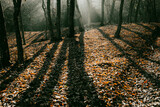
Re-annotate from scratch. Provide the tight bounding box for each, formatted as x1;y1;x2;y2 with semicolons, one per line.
134;0;141;23
128;0;135;23
115;0;124;38
57;0;61;39
13;0;24;64
108;0;116;24
42;0;48;39
0;1;10;68
75;0;84;32
68;0;75;38
19;10;26;45
100;0;105;26
47;0;54;42
66;0;70;27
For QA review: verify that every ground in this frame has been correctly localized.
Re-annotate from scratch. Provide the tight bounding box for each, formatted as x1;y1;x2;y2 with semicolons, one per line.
0;23;160;106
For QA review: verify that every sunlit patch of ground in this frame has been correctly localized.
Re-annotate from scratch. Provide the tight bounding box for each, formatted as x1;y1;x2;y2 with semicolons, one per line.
0;23;160;106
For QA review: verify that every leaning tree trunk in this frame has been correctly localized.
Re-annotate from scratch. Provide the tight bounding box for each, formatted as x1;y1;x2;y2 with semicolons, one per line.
134;0;141;23
115;0;124;38
57;0;61;39
75;0;84;32
13;0;24;64
19;11;26;45
47;0;54;42
68;0;75;38
101;0;105;26
0;1;10;68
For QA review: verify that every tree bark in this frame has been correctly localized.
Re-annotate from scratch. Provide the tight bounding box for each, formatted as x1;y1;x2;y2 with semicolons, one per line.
0;1;10;68
67;0;70;27
68;0;75;38
108;0;116;24
128;0;135;23
57;0;61;39
134;0;141;23
101;0;105;26
115;0;124;38
87;0;91;27
42;0;48;39
152;0;157;22
19;11;26;45
47;0;54;42
13;0;24;64
75;0;84;32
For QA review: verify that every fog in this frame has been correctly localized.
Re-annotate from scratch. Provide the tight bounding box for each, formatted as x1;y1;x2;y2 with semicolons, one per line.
1;0;160;31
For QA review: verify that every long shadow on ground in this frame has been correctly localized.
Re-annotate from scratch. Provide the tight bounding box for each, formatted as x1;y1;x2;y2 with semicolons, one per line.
34;38;68;106
25;32;44;49
97;28;160;88
0;43;48;92
67;32;106;107
16;41;60;106
119;37;160;65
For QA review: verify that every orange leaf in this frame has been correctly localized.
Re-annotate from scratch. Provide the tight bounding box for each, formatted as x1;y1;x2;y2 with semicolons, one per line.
144;80;147;83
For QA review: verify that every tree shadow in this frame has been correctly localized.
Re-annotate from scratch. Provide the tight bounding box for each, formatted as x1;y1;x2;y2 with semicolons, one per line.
33;38;69;106
121;26;144;38
16;41;60;106
25;32;36;42
135;23;154;32
0;43;48;92
25;32;44;49
119;37;160;65
122;26;160;49
97;28;160;88
67;32;106;107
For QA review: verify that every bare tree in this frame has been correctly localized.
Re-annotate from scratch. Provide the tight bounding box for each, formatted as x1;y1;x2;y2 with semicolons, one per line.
57;0;61;39
0;1;10;68
68;0;75;37
101;0;105;26
115;0;124;38
47;0;54;41
13;0;24;64
108;0;116;24
19;10;26;45
75;0;84;31
42;0;48;39
134;0;141;23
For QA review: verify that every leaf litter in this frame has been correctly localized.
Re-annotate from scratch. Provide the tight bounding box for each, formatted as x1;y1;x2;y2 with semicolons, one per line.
0;23;160;106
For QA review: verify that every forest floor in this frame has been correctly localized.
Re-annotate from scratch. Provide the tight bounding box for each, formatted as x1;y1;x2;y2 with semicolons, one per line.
0;23;160;107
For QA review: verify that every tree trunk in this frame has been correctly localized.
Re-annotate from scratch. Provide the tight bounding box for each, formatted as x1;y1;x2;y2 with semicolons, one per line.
134;0;141;23
68;0;75;38
42;0;48;39
75;0;84;32
0;1;10;68
115;0;124;38
67;0;70;27
13;0;24;64
101;0;105;26
128;0;135;23
19;11;26;45
108;0;116;24
87;0;91;27
152;0;157;22
47;0;54;42
57;0;61;39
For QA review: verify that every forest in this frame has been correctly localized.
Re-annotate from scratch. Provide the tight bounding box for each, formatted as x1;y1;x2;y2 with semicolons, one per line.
0;0;160;106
